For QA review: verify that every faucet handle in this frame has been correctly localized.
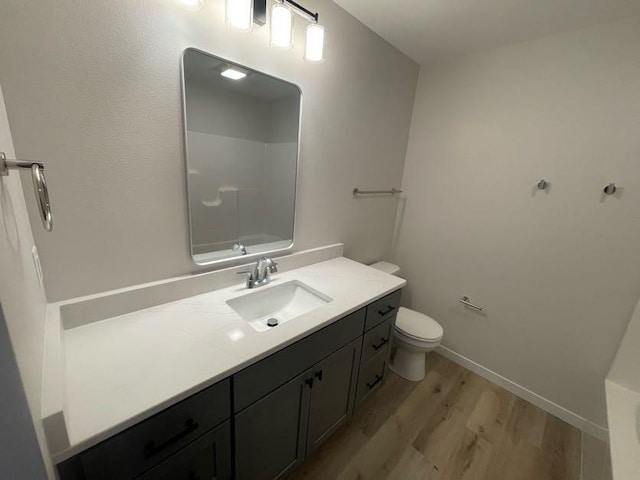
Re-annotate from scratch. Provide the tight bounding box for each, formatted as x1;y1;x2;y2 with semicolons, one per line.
237;270;254;288
267;259;278;273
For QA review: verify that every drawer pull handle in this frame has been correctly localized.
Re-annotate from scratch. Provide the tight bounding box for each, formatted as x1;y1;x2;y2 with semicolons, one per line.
144;418;199;458
372;338;389;351
378;305;396;316
314;369;323;381
367;374;383;390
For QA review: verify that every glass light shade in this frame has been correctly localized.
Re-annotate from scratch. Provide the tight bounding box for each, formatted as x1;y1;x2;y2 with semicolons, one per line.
305;23;325;62
270;3;293;48
226;0;253;30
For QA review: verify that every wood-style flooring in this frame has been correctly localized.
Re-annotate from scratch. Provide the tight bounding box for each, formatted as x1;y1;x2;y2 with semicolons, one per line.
291;352;581;480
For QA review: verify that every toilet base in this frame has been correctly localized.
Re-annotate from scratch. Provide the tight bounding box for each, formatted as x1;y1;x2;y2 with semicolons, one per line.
389;346;427;382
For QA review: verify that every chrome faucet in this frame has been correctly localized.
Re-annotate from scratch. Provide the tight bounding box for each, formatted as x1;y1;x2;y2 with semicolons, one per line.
232;242;247;255
237;256;278;289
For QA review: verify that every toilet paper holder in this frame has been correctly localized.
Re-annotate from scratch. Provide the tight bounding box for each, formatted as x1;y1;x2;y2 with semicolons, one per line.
460;296;483;311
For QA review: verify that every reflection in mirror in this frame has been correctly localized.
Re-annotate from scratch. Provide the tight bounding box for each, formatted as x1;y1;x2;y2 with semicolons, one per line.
182;49;301;264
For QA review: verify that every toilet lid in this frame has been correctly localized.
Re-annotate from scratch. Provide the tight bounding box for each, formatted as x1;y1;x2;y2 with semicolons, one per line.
395;307;443;341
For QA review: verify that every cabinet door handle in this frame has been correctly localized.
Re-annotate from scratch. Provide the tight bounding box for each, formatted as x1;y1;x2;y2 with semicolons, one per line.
305;377;314;389
378;305;396;316
366;374;383;390
314;369;323;381
144;418;199;459
372;338;389;351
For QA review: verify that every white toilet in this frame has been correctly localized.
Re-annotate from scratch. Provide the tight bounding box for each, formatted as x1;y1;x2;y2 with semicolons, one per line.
370;262;444;382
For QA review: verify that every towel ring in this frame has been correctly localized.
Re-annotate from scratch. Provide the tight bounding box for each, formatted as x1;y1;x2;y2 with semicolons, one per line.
1;152;53;231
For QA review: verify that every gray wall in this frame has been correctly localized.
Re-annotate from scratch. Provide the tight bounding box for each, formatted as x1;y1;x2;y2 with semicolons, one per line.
394;17;640;431
0;86;52;476
0;0;418;301
0;306;48;480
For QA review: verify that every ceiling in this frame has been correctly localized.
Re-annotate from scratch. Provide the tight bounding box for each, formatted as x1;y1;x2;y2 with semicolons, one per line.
333;0;640;65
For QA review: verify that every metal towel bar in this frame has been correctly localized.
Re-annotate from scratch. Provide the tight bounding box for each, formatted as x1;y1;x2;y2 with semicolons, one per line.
353;187;402;196
1;152;52;231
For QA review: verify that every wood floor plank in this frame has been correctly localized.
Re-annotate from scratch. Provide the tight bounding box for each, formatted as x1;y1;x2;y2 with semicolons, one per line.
507;396;548;448
438;429;494;480
540;414;581;480
412;370;488;467
336;415;408;480
484;432;546;480
394;361;465;444
466;382;516;445
386;446;440;480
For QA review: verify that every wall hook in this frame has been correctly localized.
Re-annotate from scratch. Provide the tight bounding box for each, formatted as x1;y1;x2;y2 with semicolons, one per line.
537;179;549;191
603;183;617;195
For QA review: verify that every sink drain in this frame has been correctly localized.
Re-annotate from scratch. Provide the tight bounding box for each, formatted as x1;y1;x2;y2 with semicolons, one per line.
266;318;279;327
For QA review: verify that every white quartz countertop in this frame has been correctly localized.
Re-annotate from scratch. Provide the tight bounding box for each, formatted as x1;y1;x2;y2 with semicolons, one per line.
55;256;405;460
606;298;640;480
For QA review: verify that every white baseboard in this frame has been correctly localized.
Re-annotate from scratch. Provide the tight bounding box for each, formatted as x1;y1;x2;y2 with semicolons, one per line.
435;345;609;441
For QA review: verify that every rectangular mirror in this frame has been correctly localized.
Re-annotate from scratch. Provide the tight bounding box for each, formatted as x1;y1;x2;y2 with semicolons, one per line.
181;48;301;265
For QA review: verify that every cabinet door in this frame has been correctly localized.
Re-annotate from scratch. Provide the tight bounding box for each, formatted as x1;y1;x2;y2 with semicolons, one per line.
306;338;361;455
235;369;313;480
136;420;231;480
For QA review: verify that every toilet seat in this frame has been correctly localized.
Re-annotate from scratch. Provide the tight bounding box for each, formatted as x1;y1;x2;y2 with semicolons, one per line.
395;307;443;343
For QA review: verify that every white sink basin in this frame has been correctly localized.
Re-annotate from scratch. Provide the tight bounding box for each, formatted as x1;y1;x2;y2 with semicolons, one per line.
227;280;333;332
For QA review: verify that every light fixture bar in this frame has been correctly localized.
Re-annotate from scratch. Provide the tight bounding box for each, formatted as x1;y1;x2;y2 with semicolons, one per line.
276;0;319;23
253;0;267;26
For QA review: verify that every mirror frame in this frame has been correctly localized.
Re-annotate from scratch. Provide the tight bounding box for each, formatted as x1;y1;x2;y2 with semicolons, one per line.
180;47;302;266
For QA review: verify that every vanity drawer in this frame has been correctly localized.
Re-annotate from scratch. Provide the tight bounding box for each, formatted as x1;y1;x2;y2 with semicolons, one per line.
355;351;389;405
365;290;402;331
80;379;231;480
234;308;366;412
136;420;231;480
361;317;393;364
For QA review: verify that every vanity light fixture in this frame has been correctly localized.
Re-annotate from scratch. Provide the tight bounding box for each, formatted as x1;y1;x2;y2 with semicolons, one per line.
226;0;253;30
305;23;324;62
220;67;247;80
270;2;294;48
224;0;324;62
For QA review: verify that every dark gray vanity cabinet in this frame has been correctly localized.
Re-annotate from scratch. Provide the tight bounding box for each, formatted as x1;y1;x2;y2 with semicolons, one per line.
355;290;401;406
306;338;361;454
57;379;232;480
234;369;313;480
57;290;403;480
136;420;231;480
233;312;366;480
234;336;361;480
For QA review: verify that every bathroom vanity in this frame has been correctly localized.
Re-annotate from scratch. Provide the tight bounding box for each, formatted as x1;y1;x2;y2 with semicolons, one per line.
44;246;404;480
46;50;406;480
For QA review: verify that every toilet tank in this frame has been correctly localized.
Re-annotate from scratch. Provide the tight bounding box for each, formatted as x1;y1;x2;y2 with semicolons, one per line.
369;261;401;276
